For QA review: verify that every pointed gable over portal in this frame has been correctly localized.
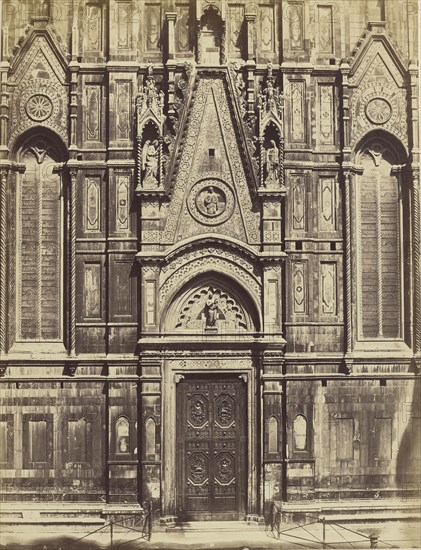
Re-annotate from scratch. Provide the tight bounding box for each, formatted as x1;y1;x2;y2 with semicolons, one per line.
162;75;260;245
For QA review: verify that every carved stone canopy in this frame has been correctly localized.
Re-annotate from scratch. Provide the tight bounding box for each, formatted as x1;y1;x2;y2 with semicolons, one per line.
137;66;165;135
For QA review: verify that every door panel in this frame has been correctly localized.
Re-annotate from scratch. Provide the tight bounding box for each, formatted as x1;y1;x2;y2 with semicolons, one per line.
177;377;247;520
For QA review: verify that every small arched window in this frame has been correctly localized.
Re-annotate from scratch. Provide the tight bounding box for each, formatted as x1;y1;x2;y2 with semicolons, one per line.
116;417;130;454
293;414;307;451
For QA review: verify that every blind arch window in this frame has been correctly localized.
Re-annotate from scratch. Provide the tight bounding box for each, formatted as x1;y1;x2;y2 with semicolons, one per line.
15;135;65;343
355;135;408;342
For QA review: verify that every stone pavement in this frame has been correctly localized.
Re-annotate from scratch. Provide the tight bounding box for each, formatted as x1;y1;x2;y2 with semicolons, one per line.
1;520;420;550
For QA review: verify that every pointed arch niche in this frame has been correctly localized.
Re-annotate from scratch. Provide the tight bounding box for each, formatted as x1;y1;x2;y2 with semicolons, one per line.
10;129;68;349
352;132;410;348
163;273;259;334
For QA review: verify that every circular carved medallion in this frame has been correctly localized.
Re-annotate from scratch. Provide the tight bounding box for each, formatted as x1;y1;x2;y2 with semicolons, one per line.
25;94;53;122
187;178;235;226
365;97;392;125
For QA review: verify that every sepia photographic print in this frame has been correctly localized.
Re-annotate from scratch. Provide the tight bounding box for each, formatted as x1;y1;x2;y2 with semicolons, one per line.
0;0;420;548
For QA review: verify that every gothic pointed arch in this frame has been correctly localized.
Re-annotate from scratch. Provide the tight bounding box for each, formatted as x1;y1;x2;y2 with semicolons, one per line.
8;128;68;350
351;130;410;348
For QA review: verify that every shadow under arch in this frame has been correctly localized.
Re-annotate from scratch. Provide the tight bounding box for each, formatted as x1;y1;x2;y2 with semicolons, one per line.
161;270;261;334
11;126;69;162
352;128;408;164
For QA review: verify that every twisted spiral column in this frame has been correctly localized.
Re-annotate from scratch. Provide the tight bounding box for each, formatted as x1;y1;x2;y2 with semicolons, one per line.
0;170;7;354
69;169;77;356
376;174;383;337
344;172;352;352
137;137;142;189
413;170;420;353
279;138;285;188
259;137;264;188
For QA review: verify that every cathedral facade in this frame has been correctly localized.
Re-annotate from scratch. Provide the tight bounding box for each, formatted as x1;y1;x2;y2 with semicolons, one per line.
0;0;419;524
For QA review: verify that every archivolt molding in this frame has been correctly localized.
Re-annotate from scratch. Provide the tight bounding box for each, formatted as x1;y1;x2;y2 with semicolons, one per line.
158;249;261;310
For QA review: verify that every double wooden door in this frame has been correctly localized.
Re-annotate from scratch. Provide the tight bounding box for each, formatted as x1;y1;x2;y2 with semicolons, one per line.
176;376;247;520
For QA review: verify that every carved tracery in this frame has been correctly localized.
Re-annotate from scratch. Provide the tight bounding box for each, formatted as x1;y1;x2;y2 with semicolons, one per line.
175;286;248;332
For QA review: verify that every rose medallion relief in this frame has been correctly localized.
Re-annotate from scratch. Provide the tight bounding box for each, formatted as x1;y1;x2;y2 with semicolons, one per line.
187;179;235;225
365;97;392;125
25;94;53;122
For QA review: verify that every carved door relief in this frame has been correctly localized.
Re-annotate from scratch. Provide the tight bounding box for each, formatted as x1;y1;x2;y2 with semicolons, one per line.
177;377;247;520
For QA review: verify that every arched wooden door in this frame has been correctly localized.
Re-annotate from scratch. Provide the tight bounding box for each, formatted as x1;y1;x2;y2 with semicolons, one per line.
176;375;247;520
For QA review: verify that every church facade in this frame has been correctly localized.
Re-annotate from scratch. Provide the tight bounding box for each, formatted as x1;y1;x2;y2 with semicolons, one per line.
0;0;419;524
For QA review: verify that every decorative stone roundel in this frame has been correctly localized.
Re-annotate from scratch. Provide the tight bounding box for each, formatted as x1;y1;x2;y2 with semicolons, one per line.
365;97;392;125
187;178;235;226
25;94;53;122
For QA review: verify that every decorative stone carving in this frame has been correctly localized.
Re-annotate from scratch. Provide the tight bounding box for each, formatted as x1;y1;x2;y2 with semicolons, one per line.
86;177;100;231
163;79;260;243
258;64;284;189
84;263;101;319
287;2;303;50
175;286;248;332
142;140;159;186
264;140;280;187
187;179;235;226
365;97;392;124
292;261;306;314
116;81;131;140
349;42;407;147
290;81;305;142
291;174;305;230
116;175;130;231
137;66;165;190
321;262;337;315
86;85;101;141
319;85;334;145
319;177;336;231
25;94;53;121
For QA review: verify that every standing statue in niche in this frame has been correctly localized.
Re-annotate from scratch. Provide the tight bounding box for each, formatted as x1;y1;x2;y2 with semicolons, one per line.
265;140;280;186
142;139;159;186
205;292;219;328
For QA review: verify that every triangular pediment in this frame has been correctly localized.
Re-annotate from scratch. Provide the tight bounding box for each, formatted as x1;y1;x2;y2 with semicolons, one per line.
9;27;68;85
8;28;69;149
349;26;407;87
162;76;260;245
